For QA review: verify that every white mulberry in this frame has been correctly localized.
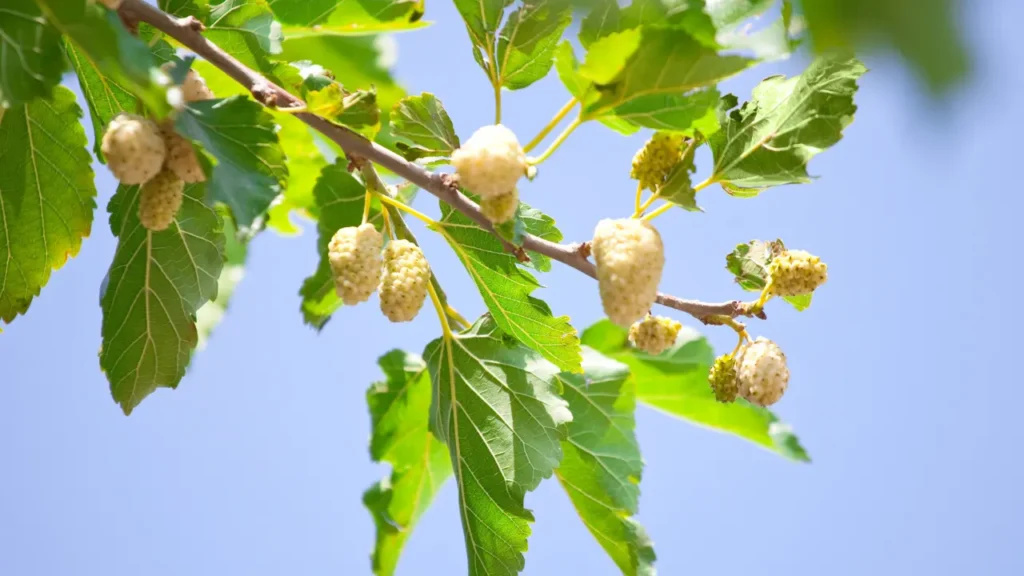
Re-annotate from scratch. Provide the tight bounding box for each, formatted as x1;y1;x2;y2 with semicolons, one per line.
451;124;526;199
708;354;739;403
379;240;431;322
628;315;681;355
768;250;827;296
101;114;166;185
182;69;214;102
630;132;685;192
591;218;665;327
138;169;184;232
735;337;789;407
160;122;205;183
328;224;383;304
480;188;519;224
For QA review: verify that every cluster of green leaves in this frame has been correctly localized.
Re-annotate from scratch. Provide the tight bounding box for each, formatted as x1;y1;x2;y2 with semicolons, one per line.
0;0;965;573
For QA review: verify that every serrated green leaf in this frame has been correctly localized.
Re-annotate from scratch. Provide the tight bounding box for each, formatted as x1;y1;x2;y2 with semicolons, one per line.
65;41;134;158
453;0;511;49
658;155;700;212
35;0;170;116
99;182;225;415
298;161;384;328
0;87;97;325
582;320;810;462
424;316;572;576
512;201;561;273
437;202;582;373
707;53;865;194
553;41;639;135
307;84;380;133
578;28;643;85
800;0;967;91
580;0;717;48
494;0;572;90
725;239;812;311
364;350;452;576
175;96;288;231
196;206;247;351
556;348;656;576
0;0;65;107
273;0;426;33
206;0;285;84
390;93;459;162
715;0;800;61
582;27;752;120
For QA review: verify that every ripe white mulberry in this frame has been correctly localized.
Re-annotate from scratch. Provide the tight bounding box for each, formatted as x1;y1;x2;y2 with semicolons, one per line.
101;114;166;185
160;122;205;183
480;188;519;224
735;337;789;407
328;224;383;304
451;124;526;199
708;354;739;403
628;315;681;355
631;132;685;192
591;218;665;327
182;69;214;102
138;169;184;232
768;249;828;296
379;240;431;322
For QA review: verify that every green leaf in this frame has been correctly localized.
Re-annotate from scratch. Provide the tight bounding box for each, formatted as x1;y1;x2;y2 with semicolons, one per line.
556;348;656;575
578;28;643;85
582;27;752;120
65;41;133;158
657;141;700;211
494;0;572;89
266;113;328;234
424;316;572;576
306;83;380;133
715;0;800;61
364;350;452;576
99;182;225;415
175;96;288;231
580;0;717;49
0;87;97;325
707;53;865;195
159;0;211;19
512;201;561;273
704;0;773;28
452;0;510;50
206;0;285;83
390;93;459;163
195;206;247;351
437;202;582;373
581;320;810;462
606;88;721;134
298;161;384;328
273;0;426;34
553;41;639;135
35;0;170;116
725;239;812;311
0;0;65;107
800;0;967;91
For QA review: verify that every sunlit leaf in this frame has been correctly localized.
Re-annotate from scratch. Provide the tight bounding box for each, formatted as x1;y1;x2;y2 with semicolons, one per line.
273;0;426;34
0;0;65;107
493;0;572;89
390;93;459;163
0;87;96;325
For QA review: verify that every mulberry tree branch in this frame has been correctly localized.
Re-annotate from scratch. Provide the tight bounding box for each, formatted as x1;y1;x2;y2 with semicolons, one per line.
120;0;765;323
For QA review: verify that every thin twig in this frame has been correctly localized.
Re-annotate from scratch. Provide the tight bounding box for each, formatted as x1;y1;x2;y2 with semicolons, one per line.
121;0;764;323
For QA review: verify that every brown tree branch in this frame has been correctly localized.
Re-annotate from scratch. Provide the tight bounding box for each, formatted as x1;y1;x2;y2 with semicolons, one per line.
120;0;763;323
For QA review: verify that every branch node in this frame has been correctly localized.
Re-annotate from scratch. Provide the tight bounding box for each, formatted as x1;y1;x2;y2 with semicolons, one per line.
251;83;277;107
575;241;592;260
177;15;206;32
440;173;460;194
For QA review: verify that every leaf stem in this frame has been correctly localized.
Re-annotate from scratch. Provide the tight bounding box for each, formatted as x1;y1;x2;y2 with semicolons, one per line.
633;182;644;216
641;177;716;222
493;82;502;124
523;98;578;153
427;281;454;341
360;191;372;225
375;193;438;228
445;305;470;331
527;117;582;165
753;281;774;311
381;205;394;239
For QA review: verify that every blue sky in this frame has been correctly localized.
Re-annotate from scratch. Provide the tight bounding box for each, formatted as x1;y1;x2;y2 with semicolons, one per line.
2;1;1022;574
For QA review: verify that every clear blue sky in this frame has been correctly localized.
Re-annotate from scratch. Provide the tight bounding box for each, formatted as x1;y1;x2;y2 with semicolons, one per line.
2;1;1022;574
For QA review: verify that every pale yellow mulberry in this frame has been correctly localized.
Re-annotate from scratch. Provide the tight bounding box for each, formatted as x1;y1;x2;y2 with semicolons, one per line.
708;354;739;403
328;224;383;304
101;114;166;185
480;188;519;224
735;337;789;407
630;132;685;192
768;250;827;296
138;169;185;232
451;125;526;199
182;69;214;102
628;315;681;355
591;219;665;327
379;240;431;322
160;122;205;183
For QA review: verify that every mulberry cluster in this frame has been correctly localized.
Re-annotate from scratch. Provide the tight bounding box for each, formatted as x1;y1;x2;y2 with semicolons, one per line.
182;69;215;102
628;315;681;355
101;114;167;185
480;188;519;224
379;240;431;322
734;337;789;407
328;224;384;304
451;125;527;199
708;354;739;403
591;218;665;327
630;132;685;192
138;170;185;232
768;250;828;296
